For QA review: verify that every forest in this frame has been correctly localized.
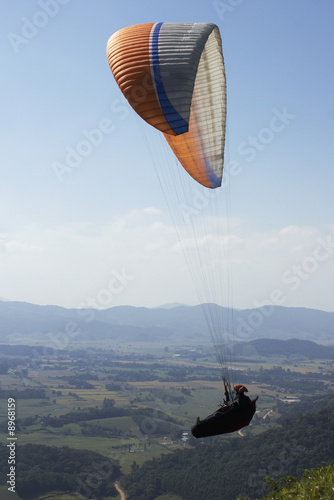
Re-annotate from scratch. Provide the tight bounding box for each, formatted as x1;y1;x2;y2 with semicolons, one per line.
0;443;120;499
120;402;334;500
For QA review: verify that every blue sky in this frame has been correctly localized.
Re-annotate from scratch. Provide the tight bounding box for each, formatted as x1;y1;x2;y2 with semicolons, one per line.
1;0;334;312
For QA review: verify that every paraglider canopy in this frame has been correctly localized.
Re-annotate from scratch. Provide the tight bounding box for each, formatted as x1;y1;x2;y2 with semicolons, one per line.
107;22;227;189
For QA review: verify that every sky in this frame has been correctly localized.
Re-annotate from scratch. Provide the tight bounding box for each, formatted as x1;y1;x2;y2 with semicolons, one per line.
1;0;334;312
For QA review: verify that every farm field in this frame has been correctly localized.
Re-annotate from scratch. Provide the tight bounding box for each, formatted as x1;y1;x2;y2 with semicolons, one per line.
1;341;333;489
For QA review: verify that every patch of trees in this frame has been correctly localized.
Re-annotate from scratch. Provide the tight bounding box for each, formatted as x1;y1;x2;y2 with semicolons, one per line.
147;389;186;406
0;443;120;500
112;369;158;382
0;389;48;432
101;361;333;386
0;345;52;356
40;405;128;428
67;371;99;381
131;413;183;439
64;376;95;389
0;388;46;399
235;365;334;392
276;393;334;422
81;422;128;438
105;381;122;391
0;357;34;373
120;403;334;500
104;361;220;382
0;359;9;374
68;348;91;359
232;338;334;360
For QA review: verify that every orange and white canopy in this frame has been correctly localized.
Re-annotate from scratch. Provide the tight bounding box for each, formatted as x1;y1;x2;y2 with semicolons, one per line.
107;22;226;188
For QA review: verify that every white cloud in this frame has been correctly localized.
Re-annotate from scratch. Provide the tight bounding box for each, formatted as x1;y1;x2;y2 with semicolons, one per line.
229;226;334;312
0;211;333;312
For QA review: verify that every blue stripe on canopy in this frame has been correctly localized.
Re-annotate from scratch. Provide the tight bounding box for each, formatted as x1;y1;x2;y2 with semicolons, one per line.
151;22;189;135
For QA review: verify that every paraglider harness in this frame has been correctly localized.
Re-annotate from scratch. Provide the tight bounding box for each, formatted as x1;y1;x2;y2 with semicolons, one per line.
191;379;257;438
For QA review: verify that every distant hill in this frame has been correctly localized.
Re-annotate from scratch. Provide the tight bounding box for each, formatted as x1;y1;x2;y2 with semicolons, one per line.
232;338;334;359
0;300;333;345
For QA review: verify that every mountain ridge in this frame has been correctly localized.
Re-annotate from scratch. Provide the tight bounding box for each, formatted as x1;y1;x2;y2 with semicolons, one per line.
0;300;333;344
